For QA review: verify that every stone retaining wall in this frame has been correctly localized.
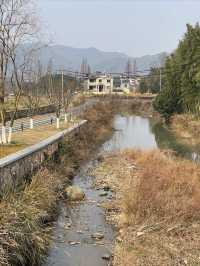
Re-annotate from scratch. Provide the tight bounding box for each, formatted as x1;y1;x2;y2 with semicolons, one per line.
0;120;87;196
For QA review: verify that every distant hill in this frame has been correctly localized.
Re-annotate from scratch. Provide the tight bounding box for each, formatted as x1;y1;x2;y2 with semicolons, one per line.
26;45;168;73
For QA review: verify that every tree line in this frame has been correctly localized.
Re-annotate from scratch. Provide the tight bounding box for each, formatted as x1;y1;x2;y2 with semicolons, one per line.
139;67;162;94
153;23;200;120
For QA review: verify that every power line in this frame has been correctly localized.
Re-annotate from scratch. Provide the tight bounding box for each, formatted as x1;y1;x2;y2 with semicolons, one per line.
53;57;200;81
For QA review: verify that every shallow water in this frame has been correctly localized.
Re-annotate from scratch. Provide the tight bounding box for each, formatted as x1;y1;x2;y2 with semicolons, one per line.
103;115;157;151
103;114;200;160
44;114;200;266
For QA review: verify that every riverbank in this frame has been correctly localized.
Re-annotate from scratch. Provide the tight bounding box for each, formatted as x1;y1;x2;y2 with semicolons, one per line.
171;114;200;146
0;101;116;266
93;149;200;265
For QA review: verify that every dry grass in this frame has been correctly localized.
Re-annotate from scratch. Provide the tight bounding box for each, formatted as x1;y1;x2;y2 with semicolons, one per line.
71;93;87;107
82;101;115;144
0;101;116;266
131;100;153;114
5;96;50;111
94;150;200;266
0;167;63;266
171;114;200;145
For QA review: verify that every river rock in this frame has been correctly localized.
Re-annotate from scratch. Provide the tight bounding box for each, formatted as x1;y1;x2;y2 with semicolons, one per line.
99;192;108;197
102;253;111;260
103;185;110;191
91;232;104;240
64;222;72;229
65;186;85;201
69;241;81;245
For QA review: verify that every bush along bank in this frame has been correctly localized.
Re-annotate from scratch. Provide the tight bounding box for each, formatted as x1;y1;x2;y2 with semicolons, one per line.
0;101;116;266
170;114;200;146
93;149;200;266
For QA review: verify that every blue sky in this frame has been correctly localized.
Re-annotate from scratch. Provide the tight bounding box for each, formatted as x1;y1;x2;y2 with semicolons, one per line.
38;0;200;57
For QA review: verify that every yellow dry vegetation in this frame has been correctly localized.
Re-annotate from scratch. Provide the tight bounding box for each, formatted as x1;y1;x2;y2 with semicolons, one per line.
171;114;200;145
94;149;200;266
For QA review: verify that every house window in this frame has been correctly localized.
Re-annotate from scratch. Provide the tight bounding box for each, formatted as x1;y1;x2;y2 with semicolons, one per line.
107;79;111;83
99;79;102;83
89;85;96;90
89;79;96;83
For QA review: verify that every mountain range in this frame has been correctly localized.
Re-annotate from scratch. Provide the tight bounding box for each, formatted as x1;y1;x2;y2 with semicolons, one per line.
36;45;167;73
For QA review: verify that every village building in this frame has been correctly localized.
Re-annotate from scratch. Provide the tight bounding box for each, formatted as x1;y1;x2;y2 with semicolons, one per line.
84;73;113;94
84;73;139;94
113;76;139;94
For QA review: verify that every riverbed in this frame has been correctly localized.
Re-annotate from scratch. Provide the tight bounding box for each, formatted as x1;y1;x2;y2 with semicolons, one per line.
43;114;200;266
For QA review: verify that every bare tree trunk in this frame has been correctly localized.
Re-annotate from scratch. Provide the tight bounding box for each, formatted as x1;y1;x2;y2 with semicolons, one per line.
70;112;74;122
8;127;12;144
64;113;68;123
2;126;7;144
56;117;60;129
30;118;34;129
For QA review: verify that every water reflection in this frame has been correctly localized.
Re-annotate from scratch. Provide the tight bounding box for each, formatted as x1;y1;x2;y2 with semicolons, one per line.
103;114;200;161
103;115;157;151
150;121;200;161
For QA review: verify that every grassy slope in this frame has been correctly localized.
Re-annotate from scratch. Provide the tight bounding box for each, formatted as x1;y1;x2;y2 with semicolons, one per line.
94;150;200;266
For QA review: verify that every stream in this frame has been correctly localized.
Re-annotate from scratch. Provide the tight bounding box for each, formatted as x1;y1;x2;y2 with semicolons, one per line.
44;114;200;266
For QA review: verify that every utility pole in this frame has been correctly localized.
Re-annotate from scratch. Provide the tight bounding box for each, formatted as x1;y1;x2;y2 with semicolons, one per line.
61;69;64;107
133;60;137;76
160;68;162;91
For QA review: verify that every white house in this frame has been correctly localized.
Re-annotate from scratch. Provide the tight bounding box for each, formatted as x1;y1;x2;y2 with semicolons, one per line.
84;73;139;94
113;76;139;93
85;73;113;94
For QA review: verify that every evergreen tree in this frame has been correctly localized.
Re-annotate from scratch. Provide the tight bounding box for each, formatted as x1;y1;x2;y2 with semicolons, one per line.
154;23;200;119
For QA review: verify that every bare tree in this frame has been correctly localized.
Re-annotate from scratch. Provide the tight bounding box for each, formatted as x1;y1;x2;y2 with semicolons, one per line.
63;75;77;122
43;60;63;128
0;0;39;143
23;60;43;130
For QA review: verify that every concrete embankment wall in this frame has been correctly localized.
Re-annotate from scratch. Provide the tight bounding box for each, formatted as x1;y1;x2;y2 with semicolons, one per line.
0;120;87;196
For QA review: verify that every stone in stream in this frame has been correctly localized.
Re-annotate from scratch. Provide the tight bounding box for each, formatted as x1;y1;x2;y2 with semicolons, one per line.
91;232;104;240
102;253;111;261
99;192;108;197
68;241;81;246
64;222;72;229
103;185;111;191
65;186;85;201
77;230;84;234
